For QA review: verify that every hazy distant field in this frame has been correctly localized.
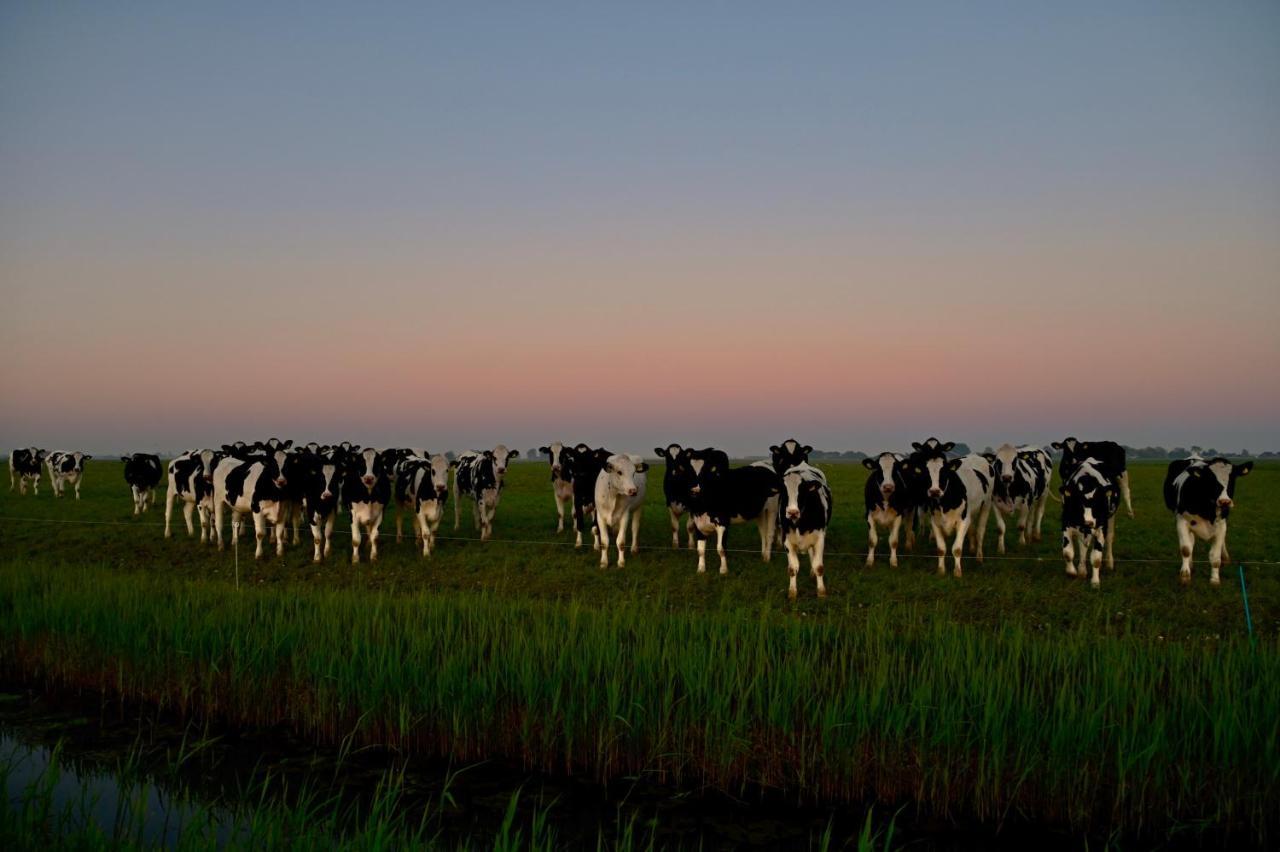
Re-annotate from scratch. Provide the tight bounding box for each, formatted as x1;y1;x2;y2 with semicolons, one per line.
2;459;1277;637
1;459;1278;845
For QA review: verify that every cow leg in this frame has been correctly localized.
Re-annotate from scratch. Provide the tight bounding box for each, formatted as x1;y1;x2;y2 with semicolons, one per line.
785;539;800;600
685;516;695;549
1090;524;1111;583
1176;515;1194;584
615;512;629;568
351;517;363;564
1120;471;1134;518
975;503;990;562
993;507;1007;555
1062;528;1076;576
213;502;225;550
932;518;947;576
74;479;81;500
630;509;642;555
669;508;681;549
695;529;708;574
1208;519;1227;586
164;489;176;537
951;517;971;577
275;512;287;557
324;514;335;558
811;531;827;598
1105;516;1116;570
716;525;729;575
888;515;902;568
555;494;566;533
311;515;324;562
865;515;878;567
1016;503;1029;545
1033;494;1048;542
598;516;612;568
904;508;916;551
197;503;209;542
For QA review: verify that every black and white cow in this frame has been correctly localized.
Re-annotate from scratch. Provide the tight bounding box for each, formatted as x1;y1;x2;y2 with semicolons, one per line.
1052;437;1133;518
262;437;293;452
1163;455;1253;586
211;451;290;558
684;448;781;575
121;453;163;515
452;445;519;534
394;454;451;557
653;443;694;549
594;453;649;568
862;452;917;567
986;444;1053;553
9;448;45;495
564;444;611;549
164;449;223;541
768;438;813;474
342;447;395;562
1060;459;1120;587
45;451;92;499
912;446;994;577
539;442;575;532
297;450;343;562
780;463;832;599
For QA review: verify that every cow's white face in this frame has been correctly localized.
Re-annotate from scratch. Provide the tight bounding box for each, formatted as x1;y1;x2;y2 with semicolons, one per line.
492;444;515;478
1206;459;1235;508
429;455;450;495
603;455;647;497
545;442;565;475
875;453;899;495
197;449;219;483
993;444;1019;484
355;448;380;488
925;456;947;498
270;450;290;488
319;463;339;500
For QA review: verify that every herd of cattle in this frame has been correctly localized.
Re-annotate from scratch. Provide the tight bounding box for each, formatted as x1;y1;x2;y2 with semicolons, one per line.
7;437;1256;596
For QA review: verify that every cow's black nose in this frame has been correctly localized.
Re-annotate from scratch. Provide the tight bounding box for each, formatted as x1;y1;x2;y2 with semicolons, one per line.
1002;475;1013;482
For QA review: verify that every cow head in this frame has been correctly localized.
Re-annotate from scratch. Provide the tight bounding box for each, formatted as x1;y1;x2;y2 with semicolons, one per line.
862;452;906;498
685;448;729;497
427;454;451;497
491;444;518;478
350;447;394;491
602;454;648;497
989;443;1020;487
1198;457;1254;510
540;442;567;478
782;466;824;520
769;438;812;474
1061;462;1114;529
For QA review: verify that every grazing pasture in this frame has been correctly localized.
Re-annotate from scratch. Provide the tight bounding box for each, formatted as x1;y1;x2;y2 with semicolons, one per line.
1;458;1278;846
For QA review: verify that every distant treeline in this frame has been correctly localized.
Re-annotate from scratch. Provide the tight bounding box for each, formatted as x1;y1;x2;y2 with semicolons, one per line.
510;445;1273;461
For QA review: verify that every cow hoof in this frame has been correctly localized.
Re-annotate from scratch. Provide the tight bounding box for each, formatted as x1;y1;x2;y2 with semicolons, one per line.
865;556;874;568
1179;573;1190;586
817;589;827;598
1210;577;1221;587
788;589;797;601
953;568;963;578
1091;579;1100;589
719;567;728;576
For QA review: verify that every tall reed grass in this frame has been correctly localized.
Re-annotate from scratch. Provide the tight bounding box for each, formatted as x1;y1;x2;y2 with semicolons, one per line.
0;563;1274;844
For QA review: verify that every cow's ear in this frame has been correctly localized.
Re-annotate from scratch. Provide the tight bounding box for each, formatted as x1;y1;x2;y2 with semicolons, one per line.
946;458;963;471
1050;441;1063;450
83;454;92;460
448;459;459;468
941;442;955;452
861;458;877;470
802;445;813;454
120;454;132;462
653;447;667;458
1235;461;1254;477
635;461;649;473
982;452;996;462
911;442;923;451
768;445;780;454
539;446;550;455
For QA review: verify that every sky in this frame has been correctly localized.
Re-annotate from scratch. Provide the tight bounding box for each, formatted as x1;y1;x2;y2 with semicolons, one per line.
2;2;1278;456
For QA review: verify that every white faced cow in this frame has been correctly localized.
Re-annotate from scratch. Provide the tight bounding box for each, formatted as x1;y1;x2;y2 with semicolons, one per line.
452;445;519;535
343;447;395;563
914;447;994;577
9;448;45;495
211;452;291;558
1163;455;1253;586
1060;458;1120;587
780;463;832;599
594;453;649;568
121;453;163;515
539;442;575;532
986;444;1053;553
46;451;92;499
164;449;222;541
394;454;451;557
862;452;916;567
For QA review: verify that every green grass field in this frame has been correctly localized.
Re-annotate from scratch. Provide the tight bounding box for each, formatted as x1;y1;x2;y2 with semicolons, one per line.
1;458;1278;845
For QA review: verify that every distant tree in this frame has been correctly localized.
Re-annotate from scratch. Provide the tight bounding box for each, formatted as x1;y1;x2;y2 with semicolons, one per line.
952;443;971;455
527;448;540;460
444;451;456;462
